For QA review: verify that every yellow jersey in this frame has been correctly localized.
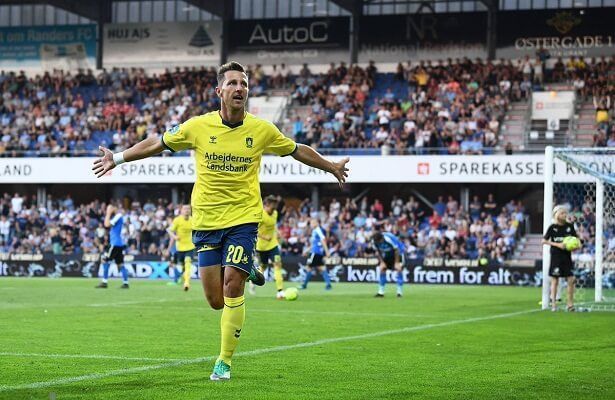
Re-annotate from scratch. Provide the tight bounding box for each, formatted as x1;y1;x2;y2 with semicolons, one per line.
170;216;195;252
162;111;296;231
256;209;278;251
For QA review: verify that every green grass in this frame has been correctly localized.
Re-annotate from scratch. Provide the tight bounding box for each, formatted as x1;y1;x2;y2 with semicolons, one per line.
1;278;614;400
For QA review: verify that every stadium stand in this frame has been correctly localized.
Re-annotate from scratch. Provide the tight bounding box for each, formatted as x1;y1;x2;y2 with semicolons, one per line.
0;191;528;264
1;57;612;158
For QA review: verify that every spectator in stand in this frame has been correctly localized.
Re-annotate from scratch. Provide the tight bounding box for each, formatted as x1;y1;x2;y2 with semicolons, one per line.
292;81;310;106
484;194;497;216
433;196;446;217
593;95;611;132
607;129;615;147
11;193;24;214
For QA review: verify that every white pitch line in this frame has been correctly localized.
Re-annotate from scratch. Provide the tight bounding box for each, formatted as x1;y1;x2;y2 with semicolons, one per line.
0;352;183;362
117;303;427;318
87;298;172;307
0;308;539;392
0;298;176;310
251;308;427;318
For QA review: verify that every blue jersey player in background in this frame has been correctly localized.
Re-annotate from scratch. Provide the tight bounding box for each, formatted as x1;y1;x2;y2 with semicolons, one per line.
301;218;332;290
96;203;129;289
371;231;405;298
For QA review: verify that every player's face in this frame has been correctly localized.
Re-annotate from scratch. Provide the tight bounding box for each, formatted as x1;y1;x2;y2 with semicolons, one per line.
181;205;191;217
556;209;567;224
217;71;249;112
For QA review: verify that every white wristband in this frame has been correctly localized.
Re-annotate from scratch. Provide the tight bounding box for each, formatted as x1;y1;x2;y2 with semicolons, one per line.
112;152;126;166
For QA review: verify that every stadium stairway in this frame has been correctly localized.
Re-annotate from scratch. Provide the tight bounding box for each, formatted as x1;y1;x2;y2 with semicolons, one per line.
573;100;596;147
511;234;543;266
500;101;529;151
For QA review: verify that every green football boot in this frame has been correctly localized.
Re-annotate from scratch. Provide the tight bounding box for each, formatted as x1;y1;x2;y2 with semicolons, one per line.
210;359;231;381
248;267;265;286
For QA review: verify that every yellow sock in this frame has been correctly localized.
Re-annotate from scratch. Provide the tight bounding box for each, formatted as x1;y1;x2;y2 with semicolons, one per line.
273;265;284;291
183;257;192;287
219;296;245;365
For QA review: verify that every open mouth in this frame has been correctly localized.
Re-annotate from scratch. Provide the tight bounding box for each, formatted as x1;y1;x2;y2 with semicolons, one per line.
232;95;244;101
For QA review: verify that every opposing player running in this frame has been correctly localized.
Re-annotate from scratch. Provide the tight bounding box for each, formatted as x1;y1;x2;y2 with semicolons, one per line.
300;218;332;290
96;203;129;289
92;61;349;381
371;231;406;298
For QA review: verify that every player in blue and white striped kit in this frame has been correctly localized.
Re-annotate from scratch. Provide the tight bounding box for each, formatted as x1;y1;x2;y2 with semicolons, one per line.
96;204;129;289
371;231;405;297
301;218;332;290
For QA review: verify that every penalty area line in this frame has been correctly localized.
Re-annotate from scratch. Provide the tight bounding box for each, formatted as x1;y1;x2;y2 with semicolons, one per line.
0;308;539;392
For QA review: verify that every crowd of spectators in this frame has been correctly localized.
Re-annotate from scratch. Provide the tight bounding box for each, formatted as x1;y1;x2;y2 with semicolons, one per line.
0;191;527;264
0;66;227;157
290;58;521;155
278;193;526;263
0;192;176;256
546;55;614;148
1;56;613;157
288;56;614;152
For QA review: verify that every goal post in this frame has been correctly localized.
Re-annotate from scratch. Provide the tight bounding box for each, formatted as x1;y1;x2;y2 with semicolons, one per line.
542;147;554;310
542;146;615;311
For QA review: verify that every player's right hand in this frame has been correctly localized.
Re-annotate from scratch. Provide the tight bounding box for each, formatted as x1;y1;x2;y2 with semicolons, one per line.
93;146;115;178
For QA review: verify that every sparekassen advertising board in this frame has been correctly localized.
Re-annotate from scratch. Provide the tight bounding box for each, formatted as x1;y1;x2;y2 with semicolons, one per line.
0;155;606;184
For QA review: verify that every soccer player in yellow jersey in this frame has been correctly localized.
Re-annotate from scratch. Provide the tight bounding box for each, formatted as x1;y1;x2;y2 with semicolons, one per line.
167;204;194;291
251;195;285;299
93;61;349;381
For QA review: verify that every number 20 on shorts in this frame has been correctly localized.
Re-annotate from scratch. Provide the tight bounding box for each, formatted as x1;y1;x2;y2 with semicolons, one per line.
226;245;244;264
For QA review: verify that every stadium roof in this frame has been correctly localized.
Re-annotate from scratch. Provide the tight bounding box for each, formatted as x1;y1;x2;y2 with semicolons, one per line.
0;0;494;22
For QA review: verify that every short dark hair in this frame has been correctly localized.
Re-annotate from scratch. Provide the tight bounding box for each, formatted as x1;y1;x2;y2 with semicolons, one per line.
217;61;246;86
372;232;383;243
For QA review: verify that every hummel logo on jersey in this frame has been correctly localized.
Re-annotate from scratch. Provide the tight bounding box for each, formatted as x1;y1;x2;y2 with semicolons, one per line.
245;137;253;148
234;329;242;338
209;136;217;144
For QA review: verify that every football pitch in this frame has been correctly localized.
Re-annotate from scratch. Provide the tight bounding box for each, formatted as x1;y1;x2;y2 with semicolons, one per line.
1;278;614;400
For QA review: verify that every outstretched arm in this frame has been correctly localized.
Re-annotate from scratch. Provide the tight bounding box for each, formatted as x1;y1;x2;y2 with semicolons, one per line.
291;144;349;188
92;136;165;178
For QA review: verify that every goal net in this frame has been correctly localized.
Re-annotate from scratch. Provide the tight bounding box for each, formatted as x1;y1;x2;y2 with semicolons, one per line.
542;147;615;312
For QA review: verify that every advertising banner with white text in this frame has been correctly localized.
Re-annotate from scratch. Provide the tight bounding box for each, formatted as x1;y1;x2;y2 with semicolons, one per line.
0;155;606;184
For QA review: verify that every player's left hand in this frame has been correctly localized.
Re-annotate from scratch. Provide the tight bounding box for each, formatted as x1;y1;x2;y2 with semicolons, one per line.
330;157;349;189
93;146;116;178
